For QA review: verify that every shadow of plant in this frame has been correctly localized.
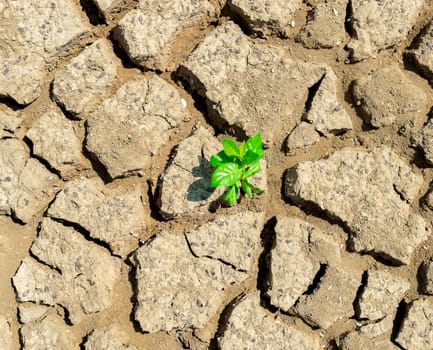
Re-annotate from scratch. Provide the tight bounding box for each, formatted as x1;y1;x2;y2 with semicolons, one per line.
187;156;216;202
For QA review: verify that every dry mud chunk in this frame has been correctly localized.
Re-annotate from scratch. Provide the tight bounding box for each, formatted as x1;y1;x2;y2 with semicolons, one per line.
418;118;433;165
297;0;347;49
337;331;399;350
18;305;49;324
285;147;427;265
48;177;146;257
421;259;433;295
92;0;126;20
180;22;350;147
266;216;341;311
113;1;217;70
352;66;426;128
0;138;59;222
306;68;352;135
185;210;265;271
396;298;433;349
348;0;424;62
131;232;245;332
157;126;222;218
228;0;302;36
52;39;118;118
0;316;12;350
409;20;433;82
357;270;410;337
0;106;23;138
20;314;78;350
8;0;90;60
86;76;187;179
218;292;319;349
85;326;137;350
286;122;320;152
25;109;83;174
0;1;45;105
13;219;121;323
294;266;362;329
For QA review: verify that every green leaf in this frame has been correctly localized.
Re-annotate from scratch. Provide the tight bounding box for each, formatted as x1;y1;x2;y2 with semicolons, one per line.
244;161;261;178
221;138;240;157
210;150;232;167
242;150;261;166
239;141;246;158
211;163;242;187
250;183;265;194
224;184;239;205
242;179;252;198
245;133;264;157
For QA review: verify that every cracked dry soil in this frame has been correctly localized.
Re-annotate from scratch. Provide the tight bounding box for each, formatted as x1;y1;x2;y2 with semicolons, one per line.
2;0;433;349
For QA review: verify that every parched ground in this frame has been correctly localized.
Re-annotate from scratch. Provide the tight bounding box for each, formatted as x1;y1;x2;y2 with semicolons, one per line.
2;0;433;349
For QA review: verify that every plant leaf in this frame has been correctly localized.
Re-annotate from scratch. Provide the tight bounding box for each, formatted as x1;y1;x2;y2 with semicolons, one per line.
210;150;232;167
239;141;246;158
221;138;240;157
244;161;261;178
242;150;261;166
250;183;265;194
242;179;252;198
224;184;239;205
245;133;264;157
211;163;242;187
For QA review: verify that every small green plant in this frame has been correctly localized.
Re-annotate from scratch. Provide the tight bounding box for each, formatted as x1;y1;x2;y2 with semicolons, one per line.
210;133;265;206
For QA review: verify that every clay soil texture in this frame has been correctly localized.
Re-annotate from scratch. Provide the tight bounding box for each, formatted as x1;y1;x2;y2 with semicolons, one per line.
2;0;433;349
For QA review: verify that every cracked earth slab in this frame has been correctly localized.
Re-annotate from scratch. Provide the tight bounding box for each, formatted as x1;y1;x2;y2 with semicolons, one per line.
395;298;433;350
25;108;84;175
180;21;351;147
347;0;424;62
228;0;302;36
131;231;246;333
48;176;146;257
409;20;433;83
85;75;188;179
0;138;60;223
217;292;320;349
52;38;119;118
13;218;121;324
285;146;428;265
265;216;341;312
112;0;218;71
352;65;426;128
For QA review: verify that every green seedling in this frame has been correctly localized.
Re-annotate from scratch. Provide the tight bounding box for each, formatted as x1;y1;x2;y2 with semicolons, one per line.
210;133;265;206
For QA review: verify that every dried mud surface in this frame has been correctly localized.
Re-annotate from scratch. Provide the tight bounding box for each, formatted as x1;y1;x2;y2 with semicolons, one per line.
2;0;433;349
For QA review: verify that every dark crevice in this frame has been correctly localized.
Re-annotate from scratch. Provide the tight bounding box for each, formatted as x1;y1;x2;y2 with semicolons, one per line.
220;3;256;38
356;249;405;267
124;252;145;333
23;136;62;178
146;178;164;222
302;73;326;120
79;332;90;350
353;270;368;318
79;0;104;26
49;217;115;256
391;300;409;347
82;124;112;184
108;30;146;70
184;233;200;258
417;261;428;294
0;96;22;110
303;263;328;296
344;0;353;38
208;293;246;350
27;249;62;275
172;67;224;137
256;217;278;313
